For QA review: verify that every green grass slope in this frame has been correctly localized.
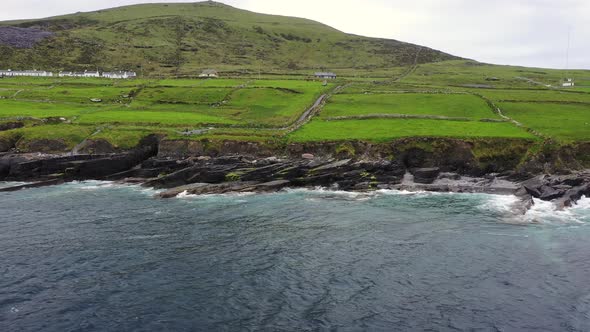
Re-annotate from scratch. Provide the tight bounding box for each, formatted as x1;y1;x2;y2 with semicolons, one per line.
0;1;459;75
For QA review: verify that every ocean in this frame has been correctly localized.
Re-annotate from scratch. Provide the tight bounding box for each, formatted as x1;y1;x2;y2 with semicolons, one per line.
1;181;590;331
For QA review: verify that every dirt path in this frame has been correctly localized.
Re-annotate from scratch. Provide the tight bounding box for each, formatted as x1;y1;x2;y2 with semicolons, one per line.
393;47;423;83
176;84;344;137
473;93;548;139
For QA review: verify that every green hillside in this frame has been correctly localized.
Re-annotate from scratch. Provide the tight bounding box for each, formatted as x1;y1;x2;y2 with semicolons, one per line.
0;1;458;75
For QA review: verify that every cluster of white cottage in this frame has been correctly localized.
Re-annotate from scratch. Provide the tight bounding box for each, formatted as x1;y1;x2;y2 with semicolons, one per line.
0;69;137;79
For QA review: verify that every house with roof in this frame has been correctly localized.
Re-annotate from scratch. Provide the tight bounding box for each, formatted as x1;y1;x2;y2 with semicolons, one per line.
315;72;337;79
199;69;219;78
83;70;100;78
102;71;137;79
58;71;74;77
562;78;575;87
0;69;53;77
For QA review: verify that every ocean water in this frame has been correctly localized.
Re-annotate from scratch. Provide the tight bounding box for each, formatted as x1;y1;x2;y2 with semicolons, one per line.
1;181;590;331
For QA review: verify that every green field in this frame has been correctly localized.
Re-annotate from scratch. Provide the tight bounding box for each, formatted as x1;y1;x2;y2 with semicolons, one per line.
320;93;498;120
290;118;535;142
0;63;589;152
136;87;231;105
499;102;590;141
16;86;135;104
0;100;105;118
76;109;237;126
473;89;590;103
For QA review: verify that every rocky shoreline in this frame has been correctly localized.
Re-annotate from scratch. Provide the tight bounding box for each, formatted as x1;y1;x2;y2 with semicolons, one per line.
1;139;589;216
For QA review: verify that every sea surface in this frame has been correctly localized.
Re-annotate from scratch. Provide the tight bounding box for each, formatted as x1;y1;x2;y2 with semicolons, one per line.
1;181;590;331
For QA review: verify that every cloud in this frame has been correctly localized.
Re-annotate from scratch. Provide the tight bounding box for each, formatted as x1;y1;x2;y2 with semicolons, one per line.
0;0;587;69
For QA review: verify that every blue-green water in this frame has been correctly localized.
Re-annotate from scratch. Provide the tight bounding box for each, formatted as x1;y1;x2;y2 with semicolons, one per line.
1;181;590;331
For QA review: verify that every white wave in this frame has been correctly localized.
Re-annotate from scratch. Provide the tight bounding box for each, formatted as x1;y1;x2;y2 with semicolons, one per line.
287;187;378;201
63;180;163;196
480;194;590;224
177;190;256;200
177;190;192;198
478;194;520;214
375;189;447;197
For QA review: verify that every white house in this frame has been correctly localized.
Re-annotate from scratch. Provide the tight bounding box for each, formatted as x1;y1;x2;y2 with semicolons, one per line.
58;71;74;77
83;70;100;78
0;69;53;77
102;71;137;79
199;69;219;78
315;72;337;79
562;78;575;87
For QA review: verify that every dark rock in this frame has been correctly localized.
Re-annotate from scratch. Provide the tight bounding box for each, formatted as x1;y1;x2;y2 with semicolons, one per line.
554;184;590;210
4;136;158;181
411;167;440;184
521;175;546;198
0;122;24;131
312;159;351;172
0;27;54;48
0;178;65;192
74;139;117;154
512;187;535;215
253;180;291;191
538;185;565;201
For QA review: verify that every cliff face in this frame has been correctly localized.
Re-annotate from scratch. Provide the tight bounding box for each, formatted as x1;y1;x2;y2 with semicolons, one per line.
3;131;589;176
157;138;524;175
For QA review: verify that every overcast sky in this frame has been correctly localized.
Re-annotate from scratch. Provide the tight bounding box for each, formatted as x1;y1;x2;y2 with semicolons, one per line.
1;0;588;69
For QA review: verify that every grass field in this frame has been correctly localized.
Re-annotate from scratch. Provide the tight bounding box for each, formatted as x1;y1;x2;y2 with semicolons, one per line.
0;100;105;118
472;89;590;103
319;93;499;120
76;109;237;126
16;86;135;104
136;87;231;105
0;62;589;152
499;102;590;141
290;118;536;142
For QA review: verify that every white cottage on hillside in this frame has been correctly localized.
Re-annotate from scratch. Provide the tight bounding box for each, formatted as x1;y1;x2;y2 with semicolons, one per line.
102;71;137;79
562;78;575;87
199;69;219;78
0;70;53;77
83;70;100;78
314;72;337;79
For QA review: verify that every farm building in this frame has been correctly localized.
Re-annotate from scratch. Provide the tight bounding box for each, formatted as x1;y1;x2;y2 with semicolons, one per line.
562;78;575;87
59;71;93;78
315;72;337;79
58;71;74;77
0;69;53;77
102;71;137;79
199;69;219;78
83;70;100;78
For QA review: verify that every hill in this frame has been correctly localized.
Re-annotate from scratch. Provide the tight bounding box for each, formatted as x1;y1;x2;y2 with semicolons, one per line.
0;1;459;75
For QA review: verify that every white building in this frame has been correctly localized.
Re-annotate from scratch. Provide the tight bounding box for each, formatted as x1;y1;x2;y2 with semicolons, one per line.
314;72;337;79
199;69;219;78
83;70;100;78
0;69;53;77
59;71;86;77
562;78;575;87
102;71;137;79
